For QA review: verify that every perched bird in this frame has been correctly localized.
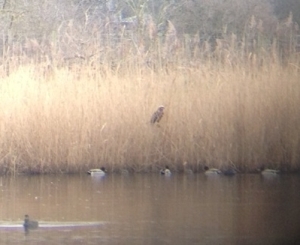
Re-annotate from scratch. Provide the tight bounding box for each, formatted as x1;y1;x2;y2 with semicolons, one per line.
258;166;280;175
23;214;38;234
160;166;171;176
150;105;165;124
87;167;107;176
204;166;221;175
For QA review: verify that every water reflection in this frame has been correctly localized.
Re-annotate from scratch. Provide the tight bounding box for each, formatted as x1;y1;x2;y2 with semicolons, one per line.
0;173;299;244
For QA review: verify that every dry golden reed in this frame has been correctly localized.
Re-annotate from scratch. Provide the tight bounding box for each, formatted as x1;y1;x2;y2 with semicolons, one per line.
0;56;299;174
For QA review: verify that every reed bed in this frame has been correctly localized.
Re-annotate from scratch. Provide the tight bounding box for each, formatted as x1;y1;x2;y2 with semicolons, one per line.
0;53;299;174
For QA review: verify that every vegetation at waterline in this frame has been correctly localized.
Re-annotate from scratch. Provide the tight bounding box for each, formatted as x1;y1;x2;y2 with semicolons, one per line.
0;55;299;174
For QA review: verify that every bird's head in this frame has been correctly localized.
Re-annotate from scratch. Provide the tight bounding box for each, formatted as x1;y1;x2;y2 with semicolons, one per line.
158;105;165;111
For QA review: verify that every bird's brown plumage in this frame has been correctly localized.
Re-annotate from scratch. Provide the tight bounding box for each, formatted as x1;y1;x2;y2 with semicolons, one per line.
150;105;165;124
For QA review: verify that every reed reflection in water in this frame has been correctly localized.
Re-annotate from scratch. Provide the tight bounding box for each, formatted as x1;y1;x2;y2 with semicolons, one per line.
0;173;300;245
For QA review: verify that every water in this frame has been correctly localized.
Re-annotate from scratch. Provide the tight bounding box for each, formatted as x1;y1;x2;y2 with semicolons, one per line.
0;173;300;245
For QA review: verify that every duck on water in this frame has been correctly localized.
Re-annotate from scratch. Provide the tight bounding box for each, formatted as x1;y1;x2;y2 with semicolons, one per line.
160;166;171;176
87;167;107;176
23;214;38;234
204;166;222;175
258;166;280;175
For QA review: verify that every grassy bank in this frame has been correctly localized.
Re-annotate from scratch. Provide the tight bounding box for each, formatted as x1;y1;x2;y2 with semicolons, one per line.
0;58;299;174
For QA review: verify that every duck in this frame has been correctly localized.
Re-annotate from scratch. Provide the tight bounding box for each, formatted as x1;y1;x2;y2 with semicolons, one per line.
222;168;237;176
87;167;107;176
183;161;193;174
258;166;280;175
204;166;221;175
23;214;38;232
160;166;171;176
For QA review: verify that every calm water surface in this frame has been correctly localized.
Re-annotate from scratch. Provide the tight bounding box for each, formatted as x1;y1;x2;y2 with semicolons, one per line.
0;173;300;245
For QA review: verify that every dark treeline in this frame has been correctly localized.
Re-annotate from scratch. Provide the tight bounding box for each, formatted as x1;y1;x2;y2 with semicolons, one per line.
0;0;299;65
